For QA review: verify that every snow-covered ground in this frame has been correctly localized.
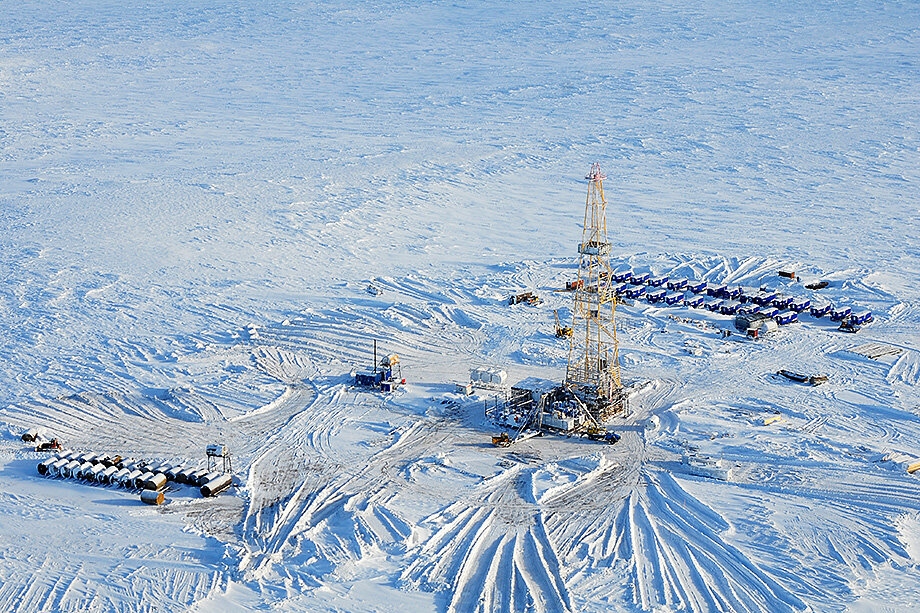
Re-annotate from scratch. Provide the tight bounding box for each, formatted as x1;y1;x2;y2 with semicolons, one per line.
1;1;919;611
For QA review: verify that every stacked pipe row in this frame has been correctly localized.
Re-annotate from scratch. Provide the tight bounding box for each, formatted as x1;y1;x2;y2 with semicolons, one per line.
36;450;232;502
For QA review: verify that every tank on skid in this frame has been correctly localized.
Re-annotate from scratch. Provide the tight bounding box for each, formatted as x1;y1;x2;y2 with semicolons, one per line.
37;458;55;476
143;473;168;491
62;460;81;478
200;474;233;498
140;489;165;505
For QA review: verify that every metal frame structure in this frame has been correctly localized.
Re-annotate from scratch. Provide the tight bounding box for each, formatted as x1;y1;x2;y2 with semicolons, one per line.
565;162;626;422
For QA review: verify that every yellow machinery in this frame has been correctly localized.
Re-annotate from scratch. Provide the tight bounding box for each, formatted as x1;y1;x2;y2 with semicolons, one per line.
491;433;512;447
554;310;573;338
564;162;626;422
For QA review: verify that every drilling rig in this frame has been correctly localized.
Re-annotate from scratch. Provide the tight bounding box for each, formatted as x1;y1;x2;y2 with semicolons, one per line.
564;162;627;422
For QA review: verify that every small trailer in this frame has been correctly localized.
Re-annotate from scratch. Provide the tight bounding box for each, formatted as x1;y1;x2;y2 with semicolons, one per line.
630;272;650;285
772;295;794;309
790;297;811;312
646;288;667;303
664;292;684;305
704;299;724;312
722;286;743;300
753;292;779;306
720;300;742;315
755;306;779;318
774;310;798;325
810;303;832;318
739;288;761;304
613;282;630;296
707;284;727;297
684;294;705;308
851;310;873;325
688;281;708;294
737;303;759;316
830;306;852;321
624;285;646;299
667;278;688;291
611;270;633;283
648;275;669;288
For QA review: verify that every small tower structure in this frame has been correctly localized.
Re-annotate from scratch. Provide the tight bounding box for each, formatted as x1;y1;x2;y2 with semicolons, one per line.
565;162;626;422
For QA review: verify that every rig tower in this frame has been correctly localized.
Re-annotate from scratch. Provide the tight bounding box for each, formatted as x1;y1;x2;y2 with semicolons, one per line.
564;162;626;422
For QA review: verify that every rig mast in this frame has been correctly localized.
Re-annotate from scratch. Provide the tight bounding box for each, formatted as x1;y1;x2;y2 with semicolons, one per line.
564;162;626;422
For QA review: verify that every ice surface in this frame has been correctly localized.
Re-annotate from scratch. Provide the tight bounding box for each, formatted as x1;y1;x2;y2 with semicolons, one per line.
1;1;919;611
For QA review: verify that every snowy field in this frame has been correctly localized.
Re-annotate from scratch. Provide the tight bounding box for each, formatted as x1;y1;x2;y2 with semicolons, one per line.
1;1;919;611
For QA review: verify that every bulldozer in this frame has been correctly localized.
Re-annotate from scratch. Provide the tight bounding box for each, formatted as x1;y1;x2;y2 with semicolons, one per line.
554;310;572;338
34;438;63;452
491;433;512;447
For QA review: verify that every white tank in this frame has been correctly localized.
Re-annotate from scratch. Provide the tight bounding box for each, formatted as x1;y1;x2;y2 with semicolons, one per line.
111;468;131;485
124;470;144;488
76;462;95;479
50;458;70;477
99;465;119;483
140;489;164;505
88;464;106;481
489;369;508;385
143;473;168;491
200;474;233;497
37;458;55;476
62;460;81;478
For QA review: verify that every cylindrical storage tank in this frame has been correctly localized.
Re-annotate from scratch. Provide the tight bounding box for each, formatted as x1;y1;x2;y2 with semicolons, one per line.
37;458;55;476
111;468;130;485
62;460;81;478
165;466;184;481
143;473;168;491
200;474;232;497
191;469;210;486
76;462;95;479
201;471;222;485
178;468;199;484
140;489;165;505
22;428;41;442
490;369;507;385
120;461;138;472
153;463;171;475
54;450;74;461
135;471;154;489
124;470;144;489
99;465;118;483
50;458;70;477
88;464;106;481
